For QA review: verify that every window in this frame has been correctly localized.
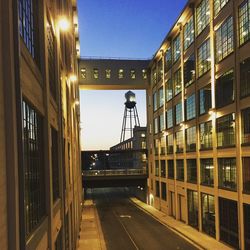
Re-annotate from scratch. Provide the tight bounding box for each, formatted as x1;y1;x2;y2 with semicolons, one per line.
105;69;111;79
173;35;181;63
51;127;60;201
187;159;197;183
186;94;196;120
173;68;182;96
196;0;210;36
176;160;184;181
186;126;196;152
167;134;174;154
153;91;158;112
158;60;163;81
166;108;173;129
216;113;235;147
160;137;165;155
154;117;159;134
214;0;229;16
184;54;195;87
219;198;239;249
152;67;157;85
22;100;45;237
216;70;234;108
159;87;164;107
239;0;250;45
202;194;215;237
159;114;165;131
161;160;166;177
175;102;183;125
155;181;160;197
243;157;250;193
218;158;237;190
161;183;167;200
175;131;184;153
199;84;211;115
166;79;173;101
187;190;199;228
154;139;159;156
244;204;250;249
165;47;172;71
242;108;250;145
118;69;124;79
131;69;136;79
200;121;213;149
168;160;174;179
47;18;56;99
142;69;147;79
198;39;211;77
155;160;159;176
215;16;234;63
81;68;86;79
240;57;250;98
184;16;194;50
19;0;38;58
201;158;214;186
93;68;99;79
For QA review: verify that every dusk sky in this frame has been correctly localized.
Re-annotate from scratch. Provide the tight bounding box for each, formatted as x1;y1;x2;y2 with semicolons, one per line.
79;0;187;150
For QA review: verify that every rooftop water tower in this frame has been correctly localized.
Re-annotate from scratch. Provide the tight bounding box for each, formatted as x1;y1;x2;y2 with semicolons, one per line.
120;91;140;142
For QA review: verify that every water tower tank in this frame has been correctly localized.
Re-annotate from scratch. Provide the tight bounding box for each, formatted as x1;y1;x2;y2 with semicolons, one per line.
125;91;136;109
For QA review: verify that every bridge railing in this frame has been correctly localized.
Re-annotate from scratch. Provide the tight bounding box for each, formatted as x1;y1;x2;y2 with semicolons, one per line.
82;168;147;177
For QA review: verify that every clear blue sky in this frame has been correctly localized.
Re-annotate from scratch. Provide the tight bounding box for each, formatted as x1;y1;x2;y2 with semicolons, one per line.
78;0;187;150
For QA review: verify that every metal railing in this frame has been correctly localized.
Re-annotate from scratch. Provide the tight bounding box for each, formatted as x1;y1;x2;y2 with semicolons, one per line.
82;168;147;177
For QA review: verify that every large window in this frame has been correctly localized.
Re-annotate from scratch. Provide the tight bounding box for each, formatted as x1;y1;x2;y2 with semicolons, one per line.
240;57;250;98
165;79;173;102
153;91;158;111
218;158;237;190
22;100;45;237
158;60;163;81
216;113;235;147
184;16;194;50
155;181;160;197
197;39;211;77
161;160;166;177
196;0;210;36
176;131;184;153
186;126;196;152
202;194;215;237
166;108;173;129
173;68;182;96
161;182;167;200
176;160;184;181
242;108;250;145
187;159;197;183
173;35;181;63
199;84;211;115
154;117;159;134
219;198;239;249
160;137;165;155
167;134;174;154
155;160;159;176
201;158;214;186
244;204;250;249
216;70;234;108
187;190;199;228
239;0;250;46
184;54;195;87
214;0;229;16
165;48;172;71
152;67;157;85
175;102;183;125
243;157;250;193
215;16;234;63
200;121;213;149
185;94;196;120
168;160;174;179
159;114;165;132
159;87;164;107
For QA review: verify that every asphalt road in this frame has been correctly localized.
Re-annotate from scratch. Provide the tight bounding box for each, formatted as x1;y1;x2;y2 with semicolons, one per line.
88;188;198;250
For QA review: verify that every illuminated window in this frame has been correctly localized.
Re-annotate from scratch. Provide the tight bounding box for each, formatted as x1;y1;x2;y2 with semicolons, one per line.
160;137;165;155
243;157;250;193
175;130;184;153
152;67;157;85
201;158;214;186
105;69;111;79
175;102;183;125
187;190;199;228
197;39;211;77
142;69;147;79
93;68;99;79
166;134;174;154
199;84;211;115
185;94;196;121
159;114;165;131
200;121;213;149
81;68;86;79
130;69;136;79
215;16;234;63
153;91;158;112
184;54;195;87
118;69;124;79
154;117;159;134
239;0;250;46
165;79;173;101
196;0;210;36
141;141;146;149
166;108;173;129
214;0;230;16
240;57;250;98
159;87;164;107
186;126;196;152
173;68;182;96
184;16;194;50
202;194;215;237
173;34;181;63
165;47;172;71
158;60;163;81
242;108;250;145
176;160;184;181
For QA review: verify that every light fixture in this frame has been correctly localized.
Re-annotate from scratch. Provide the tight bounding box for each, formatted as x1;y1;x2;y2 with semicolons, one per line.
75;99;80;106
58;16;70;31
69;74;77;82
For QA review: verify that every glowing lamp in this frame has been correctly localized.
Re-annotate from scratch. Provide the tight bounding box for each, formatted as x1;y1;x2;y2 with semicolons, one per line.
69;74;77;82
58;17;70;31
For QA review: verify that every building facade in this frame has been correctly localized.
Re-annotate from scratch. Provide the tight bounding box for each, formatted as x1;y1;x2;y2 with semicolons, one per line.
0;0;82;249
147;0;250;249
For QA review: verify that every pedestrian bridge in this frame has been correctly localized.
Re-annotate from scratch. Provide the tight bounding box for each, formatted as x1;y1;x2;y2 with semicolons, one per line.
78;57;150;90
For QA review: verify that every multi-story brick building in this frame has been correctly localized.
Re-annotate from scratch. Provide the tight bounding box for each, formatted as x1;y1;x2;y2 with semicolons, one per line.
147;0;250;249
0;0;82;249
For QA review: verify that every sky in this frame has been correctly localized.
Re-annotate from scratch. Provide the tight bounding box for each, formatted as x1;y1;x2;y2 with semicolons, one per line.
78;0;187;150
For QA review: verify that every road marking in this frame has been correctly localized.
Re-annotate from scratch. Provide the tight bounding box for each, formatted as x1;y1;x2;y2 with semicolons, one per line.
119;215;131;219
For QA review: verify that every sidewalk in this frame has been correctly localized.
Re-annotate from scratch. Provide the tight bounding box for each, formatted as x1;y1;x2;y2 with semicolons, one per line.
78;200;106;250
130;198;232;250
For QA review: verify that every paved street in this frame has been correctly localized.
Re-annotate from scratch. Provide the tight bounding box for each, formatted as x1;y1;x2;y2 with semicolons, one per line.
88;188;198;250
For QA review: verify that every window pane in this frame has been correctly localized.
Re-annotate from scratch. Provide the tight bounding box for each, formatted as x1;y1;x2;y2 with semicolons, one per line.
184;54;196;87
199;84;211;115
196;0;210;36
175;102;183;125
166;108;173;129
184;16;194;50
159;114;165;132
160;160;166;177
154;117;159;134
244;203;250;249
159;87;164;107
165;47;172;71
200;121;213;149
243;157;250;193
186;126;196;152
186;94;196;120
176;160;184;181
161;182;167;200
242;108;250;145
173;68;182;96
175;131;184;153
187;159;197;183
202;193;215;237
240;57;250;98
201;158;214;186
197;39;211;77
168;160;174;178
187;190;199;228
166;79;173;101
239;0;250;45
214;0;229;16
153;91;158;111
167;134;174;154
173;35;181;63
